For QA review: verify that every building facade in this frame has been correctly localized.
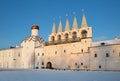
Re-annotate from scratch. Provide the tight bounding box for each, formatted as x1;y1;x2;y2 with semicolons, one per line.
43;14;92;70
0;25;44;69
42;13;120;71
0;13;120;71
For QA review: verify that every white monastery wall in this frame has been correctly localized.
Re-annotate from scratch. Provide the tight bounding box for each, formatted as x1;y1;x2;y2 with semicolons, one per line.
0;47;21;69
43;38;91;70
90;44;120;71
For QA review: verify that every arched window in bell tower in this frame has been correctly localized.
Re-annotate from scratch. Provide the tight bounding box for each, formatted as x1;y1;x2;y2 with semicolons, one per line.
72;32;77;40
81;30;87;38
51;36;55;42
58;35;61;41
65;33;69;41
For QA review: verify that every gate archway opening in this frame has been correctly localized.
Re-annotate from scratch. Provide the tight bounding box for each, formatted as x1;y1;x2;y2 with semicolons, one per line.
46;62;52;69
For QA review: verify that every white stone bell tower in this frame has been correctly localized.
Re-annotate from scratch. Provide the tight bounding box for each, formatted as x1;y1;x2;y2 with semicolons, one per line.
31;25;39;36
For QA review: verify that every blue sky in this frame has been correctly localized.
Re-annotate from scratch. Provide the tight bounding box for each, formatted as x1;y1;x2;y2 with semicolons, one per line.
0;0;120;49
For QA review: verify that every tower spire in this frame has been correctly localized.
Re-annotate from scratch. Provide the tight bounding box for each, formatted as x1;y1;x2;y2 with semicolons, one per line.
58;17;62;32
72;12;78;30
81;10;88;27
65;14;70;31
51;21;56;34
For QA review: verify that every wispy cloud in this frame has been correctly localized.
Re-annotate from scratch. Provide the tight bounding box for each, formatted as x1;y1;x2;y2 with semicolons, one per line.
94;36;107;41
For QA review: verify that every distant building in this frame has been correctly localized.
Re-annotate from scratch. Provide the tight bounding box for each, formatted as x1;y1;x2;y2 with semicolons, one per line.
0;13;120;71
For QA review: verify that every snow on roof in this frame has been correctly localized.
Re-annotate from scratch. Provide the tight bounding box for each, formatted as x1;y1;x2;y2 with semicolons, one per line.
91;38;120;47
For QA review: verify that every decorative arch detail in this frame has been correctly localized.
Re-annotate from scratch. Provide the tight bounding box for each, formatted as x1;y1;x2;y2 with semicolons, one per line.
72;31;77;40
51;36;55;42
57;34;61;40
65;33;69;41
81;30;87;38
46;62;52;69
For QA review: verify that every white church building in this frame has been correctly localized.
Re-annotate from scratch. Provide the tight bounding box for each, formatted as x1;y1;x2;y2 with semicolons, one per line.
0;25;44;69
0;13;120;71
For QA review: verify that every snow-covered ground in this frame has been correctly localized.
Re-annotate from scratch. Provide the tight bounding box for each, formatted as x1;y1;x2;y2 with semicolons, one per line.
0;69;120;81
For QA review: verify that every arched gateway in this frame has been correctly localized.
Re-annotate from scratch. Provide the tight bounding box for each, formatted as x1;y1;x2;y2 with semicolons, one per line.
46;62;52;69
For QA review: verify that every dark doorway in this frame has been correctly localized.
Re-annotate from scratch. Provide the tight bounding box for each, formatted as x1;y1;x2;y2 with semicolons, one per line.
46;62;52;69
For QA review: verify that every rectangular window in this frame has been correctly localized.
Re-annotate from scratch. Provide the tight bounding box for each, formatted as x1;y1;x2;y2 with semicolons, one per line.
42;53;44;56
18;53;20;57
99;65;101;69
106;53;109;57
81;63;83;66
64;50;66;53
42;62;44;65
113;50;114;53
94;54;97;58
55;51;57;54
81;49;83;53
38;53;39;56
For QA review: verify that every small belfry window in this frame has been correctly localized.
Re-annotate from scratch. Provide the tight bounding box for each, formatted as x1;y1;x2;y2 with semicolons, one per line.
72;32;77;40
65;33;69;41
58;35;61;40
81;30;87;38
51;36;55;42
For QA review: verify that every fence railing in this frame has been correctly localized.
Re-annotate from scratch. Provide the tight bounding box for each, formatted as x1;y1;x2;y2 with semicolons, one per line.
45;37;81;46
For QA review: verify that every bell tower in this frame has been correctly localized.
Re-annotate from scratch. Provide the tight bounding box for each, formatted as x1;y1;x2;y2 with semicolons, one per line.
48;12;92;46
80;12;92;39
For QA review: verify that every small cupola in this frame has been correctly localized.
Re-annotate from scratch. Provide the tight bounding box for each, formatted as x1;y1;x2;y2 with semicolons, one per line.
31;25;39;30
31;25;39;36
